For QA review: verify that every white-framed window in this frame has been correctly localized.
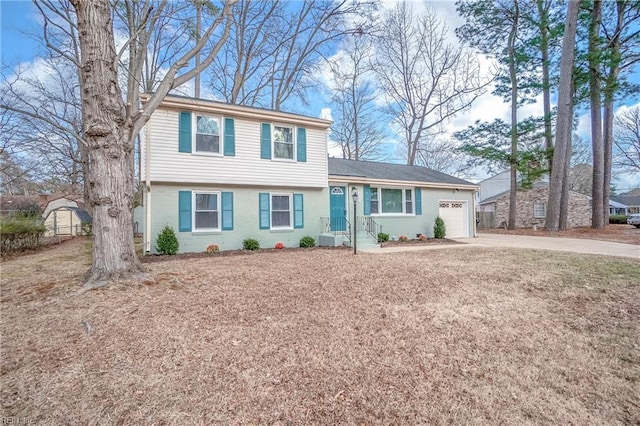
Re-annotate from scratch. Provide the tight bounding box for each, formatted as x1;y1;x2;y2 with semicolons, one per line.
273;124;294;160
271;193;292;228
194;114;221;154
371;187;414;215
533;202;546;218
194;191;220;231
405;189;413;214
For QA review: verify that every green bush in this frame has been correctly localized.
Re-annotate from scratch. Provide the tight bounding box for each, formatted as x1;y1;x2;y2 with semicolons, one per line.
156;225;179;255
609;214;628;224
433;216;446;239
299;236;315;248
242;238;260;251
377;232;389;243
81;221;93;236
0;217;47;254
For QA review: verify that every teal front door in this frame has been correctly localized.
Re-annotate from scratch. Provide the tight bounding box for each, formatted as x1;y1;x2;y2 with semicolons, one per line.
329;186;346;231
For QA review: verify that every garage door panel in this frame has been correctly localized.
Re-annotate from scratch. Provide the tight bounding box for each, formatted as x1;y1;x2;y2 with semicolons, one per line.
438;201;467;238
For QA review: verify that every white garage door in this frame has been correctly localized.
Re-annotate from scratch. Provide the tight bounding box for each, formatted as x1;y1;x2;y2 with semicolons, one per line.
438;201;468;238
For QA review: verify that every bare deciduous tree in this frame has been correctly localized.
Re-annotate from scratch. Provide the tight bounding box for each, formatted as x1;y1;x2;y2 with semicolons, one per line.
373;1;490;167
614;106;640;172
209;0;369;110
327;34;386;161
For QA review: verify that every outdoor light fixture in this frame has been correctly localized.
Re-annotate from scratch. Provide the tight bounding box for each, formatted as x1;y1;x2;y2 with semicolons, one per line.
351;187;358;255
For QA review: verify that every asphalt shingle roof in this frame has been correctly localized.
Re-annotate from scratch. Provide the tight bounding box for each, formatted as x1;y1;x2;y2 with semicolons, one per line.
611;195;640;207
328;158;475;186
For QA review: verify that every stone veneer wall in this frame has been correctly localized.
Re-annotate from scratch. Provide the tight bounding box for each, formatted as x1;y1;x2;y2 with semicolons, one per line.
491;187;591;228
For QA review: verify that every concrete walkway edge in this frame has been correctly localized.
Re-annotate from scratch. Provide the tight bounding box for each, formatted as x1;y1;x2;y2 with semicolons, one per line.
360;233;640;260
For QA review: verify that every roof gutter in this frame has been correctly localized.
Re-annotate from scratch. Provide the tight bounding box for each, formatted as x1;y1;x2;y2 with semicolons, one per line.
329;175;479;191
141;94;332;129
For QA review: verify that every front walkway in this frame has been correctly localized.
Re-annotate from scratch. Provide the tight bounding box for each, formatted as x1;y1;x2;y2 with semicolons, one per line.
361;233;640;259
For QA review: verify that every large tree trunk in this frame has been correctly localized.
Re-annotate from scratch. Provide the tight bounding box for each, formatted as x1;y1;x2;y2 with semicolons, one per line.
536;0;553;173
602;1;624;226
546;0;579;231
71;0;146;287
507;0;519;230
589;0;605;229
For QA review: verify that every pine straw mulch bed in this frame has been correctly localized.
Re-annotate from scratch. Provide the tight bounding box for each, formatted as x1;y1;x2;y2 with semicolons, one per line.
2;239;639;424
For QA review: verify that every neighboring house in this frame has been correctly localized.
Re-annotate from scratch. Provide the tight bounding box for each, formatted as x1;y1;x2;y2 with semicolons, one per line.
140;95;332;253
610;195;640;215
43;206;92;237
139;95;478;253
327;158;477;244
477;171;511;203
478;182;591;228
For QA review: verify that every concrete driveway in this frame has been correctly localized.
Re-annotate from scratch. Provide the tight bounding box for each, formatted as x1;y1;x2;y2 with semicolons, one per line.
362;233;640;259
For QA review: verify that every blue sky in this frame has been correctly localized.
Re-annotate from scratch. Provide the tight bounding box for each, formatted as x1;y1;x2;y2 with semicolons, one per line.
2;0;639;190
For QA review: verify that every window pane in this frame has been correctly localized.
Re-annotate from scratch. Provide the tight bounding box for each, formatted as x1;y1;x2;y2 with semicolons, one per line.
370;188;378;200
197;116;219;135
274;141;293;159
272;195;290;211
405;201;413;214
274;126;293;143
196;134;219;152
371;201;379;214
196;193;217;210
381;189;402;213
272;211;290;227
195;211;218;229
405;189;412;201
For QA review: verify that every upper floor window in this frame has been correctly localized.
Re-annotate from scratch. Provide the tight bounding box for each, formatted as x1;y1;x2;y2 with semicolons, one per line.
273;125;294;160
195;115;220;154
370;187;414;215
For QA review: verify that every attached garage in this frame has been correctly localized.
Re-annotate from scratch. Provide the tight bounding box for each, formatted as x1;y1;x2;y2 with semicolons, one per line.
438;200;468;238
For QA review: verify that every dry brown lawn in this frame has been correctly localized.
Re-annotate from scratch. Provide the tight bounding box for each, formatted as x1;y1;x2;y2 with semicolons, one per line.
1;238;639;424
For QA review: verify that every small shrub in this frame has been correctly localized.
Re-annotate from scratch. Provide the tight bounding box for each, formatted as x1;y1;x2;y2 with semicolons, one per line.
274;242;285;249
377;232;389;243
609;214;628;224
0;217;47;254
205;244;219;254
156;225;179;255
398;235;408;242
81;221;93;236
243;238;260;251
433;216;446;239
299;236;315;248
417;233;427;241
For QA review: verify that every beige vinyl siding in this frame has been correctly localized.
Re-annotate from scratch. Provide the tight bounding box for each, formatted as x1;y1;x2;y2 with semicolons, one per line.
143;108;328;188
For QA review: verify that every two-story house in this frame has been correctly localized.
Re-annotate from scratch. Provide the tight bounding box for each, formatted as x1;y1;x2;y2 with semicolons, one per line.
139;95;332;253
139;95;478;253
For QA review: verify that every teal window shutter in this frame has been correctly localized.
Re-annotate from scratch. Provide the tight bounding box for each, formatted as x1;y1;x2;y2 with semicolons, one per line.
260;123;271;159
415;188;422;215
259;192;270;229
223;118;235;156
221;192;233;230
179;112;192;153
296;127;307;162
363;184;371;216
178;191;192;232
293;193;304;229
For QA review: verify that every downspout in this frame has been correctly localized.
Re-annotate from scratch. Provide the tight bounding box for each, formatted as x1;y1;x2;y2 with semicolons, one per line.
473;189;478;238
145;121;152;253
